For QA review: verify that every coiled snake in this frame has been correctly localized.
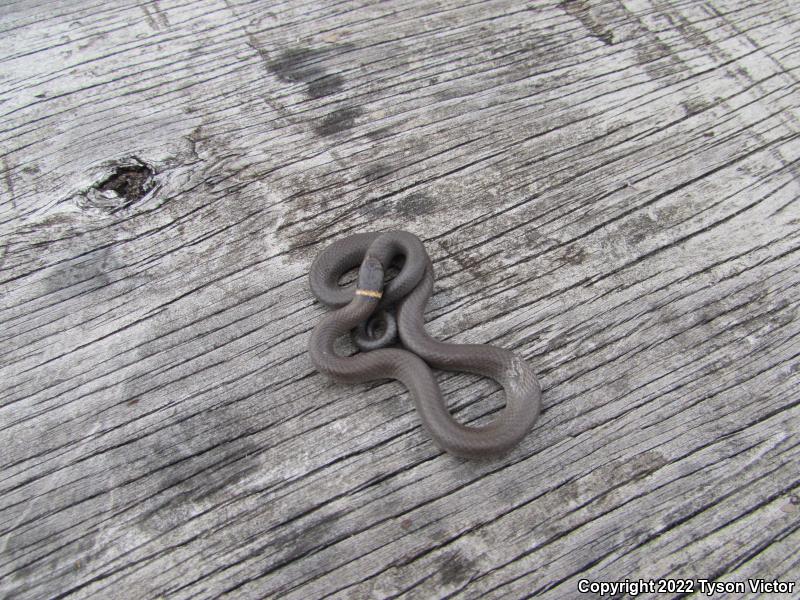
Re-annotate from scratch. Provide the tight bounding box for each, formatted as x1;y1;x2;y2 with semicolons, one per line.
308;231;542;459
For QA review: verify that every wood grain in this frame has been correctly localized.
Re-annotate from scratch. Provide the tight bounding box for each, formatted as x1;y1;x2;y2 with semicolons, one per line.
1;0;798;598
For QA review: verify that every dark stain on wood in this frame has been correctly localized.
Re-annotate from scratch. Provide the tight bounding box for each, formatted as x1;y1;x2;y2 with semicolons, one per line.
308;74;346;99
561;0;615;45
366;125;394;141
315;106;364;136
362;192;436;219
267;47;349;99
439;550;476;585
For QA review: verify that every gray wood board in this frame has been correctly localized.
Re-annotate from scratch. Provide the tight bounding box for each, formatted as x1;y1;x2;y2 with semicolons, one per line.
1;0;799;598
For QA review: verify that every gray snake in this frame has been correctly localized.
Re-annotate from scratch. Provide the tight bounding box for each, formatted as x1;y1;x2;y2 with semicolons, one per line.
308;231;542;459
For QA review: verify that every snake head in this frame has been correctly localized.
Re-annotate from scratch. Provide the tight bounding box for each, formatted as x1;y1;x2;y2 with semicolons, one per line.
357;256;385;296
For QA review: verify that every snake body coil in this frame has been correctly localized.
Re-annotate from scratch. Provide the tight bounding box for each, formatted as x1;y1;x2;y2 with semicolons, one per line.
308;231;542;459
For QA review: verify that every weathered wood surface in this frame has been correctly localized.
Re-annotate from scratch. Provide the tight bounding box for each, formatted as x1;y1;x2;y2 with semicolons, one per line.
1;0;799;598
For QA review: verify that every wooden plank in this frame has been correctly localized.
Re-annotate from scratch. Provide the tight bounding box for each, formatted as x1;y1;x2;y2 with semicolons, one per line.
1;0;798;598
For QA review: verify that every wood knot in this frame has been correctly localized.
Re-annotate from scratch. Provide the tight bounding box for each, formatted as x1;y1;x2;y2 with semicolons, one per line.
79;158;156;215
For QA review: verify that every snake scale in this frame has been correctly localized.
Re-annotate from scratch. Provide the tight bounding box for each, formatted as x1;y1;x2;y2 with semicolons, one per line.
308;231;542;459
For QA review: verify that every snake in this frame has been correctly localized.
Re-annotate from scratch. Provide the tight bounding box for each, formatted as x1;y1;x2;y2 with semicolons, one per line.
308;231;542;459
